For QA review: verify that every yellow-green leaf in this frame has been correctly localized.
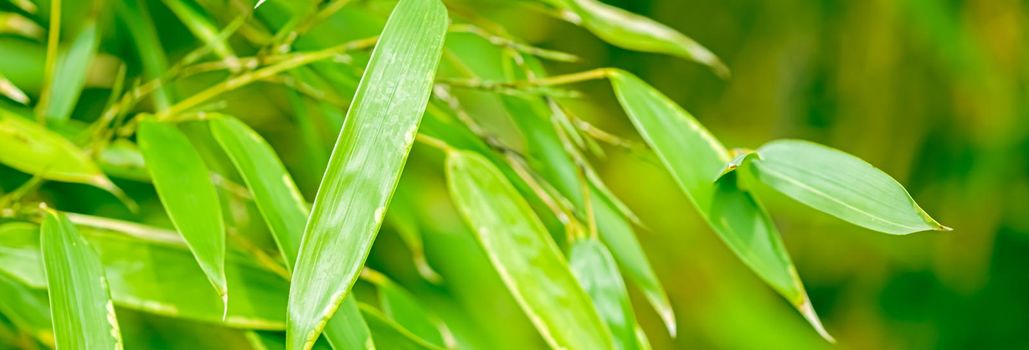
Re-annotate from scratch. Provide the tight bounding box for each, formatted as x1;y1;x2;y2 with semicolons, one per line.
363;270;446;347
286;0;447;348
0;109;121;194
608;70;832;341
138;120;228;301
559;0;727;76
752;139;949;234
40;210;123;349
446;150;615;350
359;304;442;350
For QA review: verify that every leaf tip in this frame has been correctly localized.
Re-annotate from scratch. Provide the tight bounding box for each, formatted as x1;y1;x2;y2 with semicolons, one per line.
798;297;835;344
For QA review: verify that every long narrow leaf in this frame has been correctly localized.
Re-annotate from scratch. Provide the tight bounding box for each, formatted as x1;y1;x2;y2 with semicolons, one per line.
569;238;643;350
40;210;123;349
359;304;443;350
0;272;53;347
0;109;123;196
608;70;832;341
446;150;615;349
752;139;949;234
39;19;100;122
286;0;447;348
209;115;374;350
556;0;727;76
138;120;228;301
363;271;446;347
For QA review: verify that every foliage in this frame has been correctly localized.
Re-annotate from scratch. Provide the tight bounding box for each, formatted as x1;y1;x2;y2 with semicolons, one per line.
0;0;967;349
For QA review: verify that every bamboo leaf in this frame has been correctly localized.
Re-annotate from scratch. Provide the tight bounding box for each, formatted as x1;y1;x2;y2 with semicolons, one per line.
569;238;644;350
558;0;727;76
0;272;53;347
359;304;443;350
446;150;615;349
0;72;30;104
0;221;289;329
40;210;123;349
138;119;228;301
608;70;833;342
752;139;949;234
209;115;374;350
160;0;237;63
115;0;173;110
498;56;676;335
39;19;100;122
286;0;447;348
0;109;123;195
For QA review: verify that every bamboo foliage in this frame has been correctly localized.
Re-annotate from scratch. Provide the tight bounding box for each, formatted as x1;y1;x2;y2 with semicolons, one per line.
0;0;953;348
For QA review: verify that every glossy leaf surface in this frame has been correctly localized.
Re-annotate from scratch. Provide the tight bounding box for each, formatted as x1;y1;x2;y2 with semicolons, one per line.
569;238;643;350
286;0;447;348
753;139;949;234
446;150;615;350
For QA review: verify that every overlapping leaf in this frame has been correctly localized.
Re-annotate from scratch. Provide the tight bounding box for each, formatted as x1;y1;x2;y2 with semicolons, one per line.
446;150;615;349
286;0;447;348
608;70;832;341
138;120;228;301
569;238;644;350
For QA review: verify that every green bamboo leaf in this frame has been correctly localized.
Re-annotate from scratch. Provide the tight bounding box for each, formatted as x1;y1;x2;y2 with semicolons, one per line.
209;115;375;350
569;238;644;350
359;304;443;350
362;270;446;347
0;272;53;347
751;139;950;234
558;0;727;76
40;210;123;349
608;70;832;341
38;19;99;122
498;56;675;335
446;150;615;350
0;109;123;195
0;221;288;329
98;139;150;182
138;119;228;302
286;0;447;348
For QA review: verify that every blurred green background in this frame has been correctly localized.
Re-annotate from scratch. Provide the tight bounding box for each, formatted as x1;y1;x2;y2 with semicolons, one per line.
2;0;1027;349
469;0;1028;348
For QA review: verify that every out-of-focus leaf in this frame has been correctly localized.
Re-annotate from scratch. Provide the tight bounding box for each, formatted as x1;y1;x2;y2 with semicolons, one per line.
209;115;374;350
0;272;53;347
0;72;29;104
446;150;615;349
38;19;100;122
359;304;442;350
556;0;727;76
138;120;228;301
608;70;833;341
0;12;43;39
363;270;446;347
40;210;123;349
0;38;44;94
0;221;288;329
499;55;676;335
569;238;643;350
286;0;447;348
386;181;442;282
98;139;150;182
0;109;123;195
751;139;950;234
115;0;173;110
160;0;237;63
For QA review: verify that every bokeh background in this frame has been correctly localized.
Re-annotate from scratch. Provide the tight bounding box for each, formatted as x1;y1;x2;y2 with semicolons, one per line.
1;0;1027;349
470;0;1028;348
